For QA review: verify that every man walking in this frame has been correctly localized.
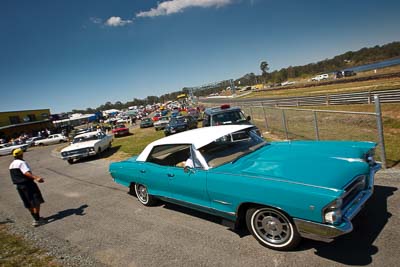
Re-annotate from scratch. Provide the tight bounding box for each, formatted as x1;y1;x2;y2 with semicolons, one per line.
9;148;45;226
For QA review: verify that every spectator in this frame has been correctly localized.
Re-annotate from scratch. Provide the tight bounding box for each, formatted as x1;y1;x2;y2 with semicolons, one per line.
9;148;46;227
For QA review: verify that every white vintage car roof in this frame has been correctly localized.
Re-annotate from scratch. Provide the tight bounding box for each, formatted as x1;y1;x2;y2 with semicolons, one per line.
136;125;252;162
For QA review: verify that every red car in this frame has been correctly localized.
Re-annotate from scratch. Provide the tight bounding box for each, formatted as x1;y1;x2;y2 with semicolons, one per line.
112;124;130;137
152;113;161;122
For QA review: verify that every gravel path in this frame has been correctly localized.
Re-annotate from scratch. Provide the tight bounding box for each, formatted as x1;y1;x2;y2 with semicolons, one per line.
1;210;105;267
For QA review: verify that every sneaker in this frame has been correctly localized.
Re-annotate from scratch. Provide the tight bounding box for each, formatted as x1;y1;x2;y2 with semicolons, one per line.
32;218;46;227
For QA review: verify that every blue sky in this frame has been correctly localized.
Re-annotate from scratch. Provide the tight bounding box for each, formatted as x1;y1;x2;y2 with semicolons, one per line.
1;0;399;113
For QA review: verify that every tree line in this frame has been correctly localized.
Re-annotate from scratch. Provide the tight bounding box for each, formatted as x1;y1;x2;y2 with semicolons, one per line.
70;41;400;114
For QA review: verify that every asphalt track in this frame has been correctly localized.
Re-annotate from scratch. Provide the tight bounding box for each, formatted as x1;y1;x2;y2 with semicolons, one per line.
0;144;399;266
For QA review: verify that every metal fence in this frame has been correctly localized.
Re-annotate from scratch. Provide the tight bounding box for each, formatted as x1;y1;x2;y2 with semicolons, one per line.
229;95;387;168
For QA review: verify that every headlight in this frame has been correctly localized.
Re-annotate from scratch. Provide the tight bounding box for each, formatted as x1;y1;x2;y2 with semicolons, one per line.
89;147;95;152
365;149;376;165
61;152;66;157
323;198;343;225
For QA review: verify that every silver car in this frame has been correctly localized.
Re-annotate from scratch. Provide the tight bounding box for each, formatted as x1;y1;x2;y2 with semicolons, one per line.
0;143;28;156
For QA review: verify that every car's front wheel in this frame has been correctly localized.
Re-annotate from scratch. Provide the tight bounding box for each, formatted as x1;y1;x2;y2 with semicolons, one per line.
246;206;300;250
134;183;157;206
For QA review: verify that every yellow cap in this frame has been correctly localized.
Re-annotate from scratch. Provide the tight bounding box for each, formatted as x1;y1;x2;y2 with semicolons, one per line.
13;148;24;157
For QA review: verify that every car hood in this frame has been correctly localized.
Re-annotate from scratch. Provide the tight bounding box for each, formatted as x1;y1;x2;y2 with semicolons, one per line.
61;140;98;152
217;141;375;190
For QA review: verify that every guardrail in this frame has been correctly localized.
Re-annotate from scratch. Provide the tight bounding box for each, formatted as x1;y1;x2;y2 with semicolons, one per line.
201;88;400;107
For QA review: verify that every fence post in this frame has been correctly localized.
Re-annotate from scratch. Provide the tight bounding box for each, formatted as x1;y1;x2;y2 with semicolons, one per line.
261;103;269;132
368;90;372;104
249;106;254;122
281;109;289;140
313;111;320;141
374;95;387;168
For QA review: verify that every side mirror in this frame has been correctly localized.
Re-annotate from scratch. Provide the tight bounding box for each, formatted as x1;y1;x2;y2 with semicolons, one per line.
247;116;251;121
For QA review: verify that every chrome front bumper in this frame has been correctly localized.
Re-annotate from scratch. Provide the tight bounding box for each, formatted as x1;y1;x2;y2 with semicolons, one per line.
294;163;381;242
62;151;96;160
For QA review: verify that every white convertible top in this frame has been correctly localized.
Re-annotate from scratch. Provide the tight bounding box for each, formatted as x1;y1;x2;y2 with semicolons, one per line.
136;125;252;162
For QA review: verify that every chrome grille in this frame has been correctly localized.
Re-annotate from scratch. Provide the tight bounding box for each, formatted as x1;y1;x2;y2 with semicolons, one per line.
342;175;367;208
63;148;88;156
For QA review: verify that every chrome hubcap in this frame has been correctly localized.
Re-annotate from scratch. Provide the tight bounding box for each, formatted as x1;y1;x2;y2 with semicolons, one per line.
136;185;148;203
253;209;291;244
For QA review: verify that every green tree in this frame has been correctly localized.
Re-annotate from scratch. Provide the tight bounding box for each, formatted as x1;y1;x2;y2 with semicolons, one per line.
260;61;270;84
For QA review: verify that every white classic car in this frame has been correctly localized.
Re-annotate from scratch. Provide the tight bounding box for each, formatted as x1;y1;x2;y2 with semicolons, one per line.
61;131;113;164
154;116;170;131
0;143;28;156
34;134;68;146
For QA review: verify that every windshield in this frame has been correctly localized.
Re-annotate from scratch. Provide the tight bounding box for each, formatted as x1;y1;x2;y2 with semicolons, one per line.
212;110;247;125
170;117;185;125
72;135;98;144
199;129;267;168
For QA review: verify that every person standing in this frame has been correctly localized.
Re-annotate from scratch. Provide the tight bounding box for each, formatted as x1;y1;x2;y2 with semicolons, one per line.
9;148;46;227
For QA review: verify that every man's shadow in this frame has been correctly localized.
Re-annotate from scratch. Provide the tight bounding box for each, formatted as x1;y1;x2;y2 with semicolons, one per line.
44;204;88;224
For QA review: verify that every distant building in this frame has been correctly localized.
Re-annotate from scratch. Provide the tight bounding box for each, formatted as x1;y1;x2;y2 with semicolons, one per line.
53;113;97;128
0;109;52;140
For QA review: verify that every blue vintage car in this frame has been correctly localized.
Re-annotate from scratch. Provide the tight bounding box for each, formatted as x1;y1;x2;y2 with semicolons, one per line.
109;125;380;250
164;116;198;136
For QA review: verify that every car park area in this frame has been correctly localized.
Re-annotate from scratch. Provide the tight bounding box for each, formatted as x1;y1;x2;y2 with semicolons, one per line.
0;142;399;266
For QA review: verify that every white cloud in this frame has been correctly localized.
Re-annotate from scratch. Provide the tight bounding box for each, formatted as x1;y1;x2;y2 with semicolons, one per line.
105;16;133;27
136;0;233;18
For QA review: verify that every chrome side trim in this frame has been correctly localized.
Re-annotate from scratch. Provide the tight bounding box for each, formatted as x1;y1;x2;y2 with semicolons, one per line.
212;200;232;206
209;171;340;192
158;196;236;217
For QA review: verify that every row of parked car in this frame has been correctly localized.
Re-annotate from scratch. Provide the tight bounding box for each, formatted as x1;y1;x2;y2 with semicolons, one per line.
0;134;70;156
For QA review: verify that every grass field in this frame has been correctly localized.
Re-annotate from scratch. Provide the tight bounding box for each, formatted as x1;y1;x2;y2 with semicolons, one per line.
0;225;59;267
240;65;400;99
108;126;165;161
241;102;400;168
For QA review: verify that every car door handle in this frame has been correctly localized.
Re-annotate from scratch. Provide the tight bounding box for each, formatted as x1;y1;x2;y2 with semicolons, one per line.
167;173;175;177
140;170;146;173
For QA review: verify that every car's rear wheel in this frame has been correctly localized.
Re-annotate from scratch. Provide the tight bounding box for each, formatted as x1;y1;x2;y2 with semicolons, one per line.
246;206;300;250
134;183;157;206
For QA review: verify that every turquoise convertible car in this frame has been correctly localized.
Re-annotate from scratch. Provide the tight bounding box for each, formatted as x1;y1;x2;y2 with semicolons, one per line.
109;125;380;250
